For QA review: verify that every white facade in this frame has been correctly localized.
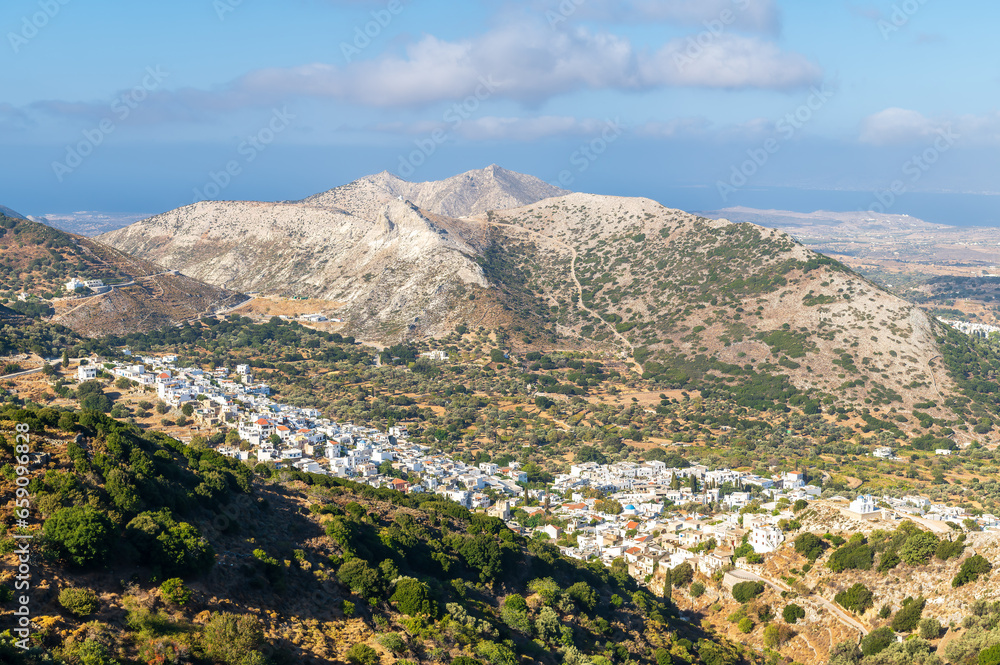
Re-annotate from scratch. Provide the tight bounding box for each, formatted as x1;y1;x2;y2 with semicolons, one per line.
849;494;879;515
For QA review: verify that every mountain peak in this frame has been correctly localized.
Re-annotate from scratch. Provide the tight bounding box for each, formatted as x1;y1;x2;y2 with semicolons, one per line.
304;165;568;218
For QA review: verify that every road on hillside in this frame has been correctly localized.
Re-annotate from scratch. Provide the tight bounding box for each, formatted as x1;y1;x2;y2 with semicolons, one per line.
0;358;63;380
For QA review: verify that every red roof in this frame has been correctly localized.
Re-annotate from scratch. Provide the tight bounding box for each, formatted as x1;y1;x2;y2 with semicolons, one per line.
158;372;170;379
626;521;640;530
256;418;270;425
297;428;310;433
391;479;408;486
563;503;588;511
276;425;290;432
625;547;642;555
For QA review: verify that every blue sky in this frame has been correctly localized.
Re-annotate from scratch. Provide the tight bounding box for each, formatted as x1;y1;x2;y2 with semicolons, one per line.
2;0;998;222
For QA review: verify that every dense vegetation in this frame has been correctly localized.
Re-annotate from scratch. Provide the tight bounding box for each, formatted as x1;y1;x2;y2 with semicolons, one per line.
0;404;750;665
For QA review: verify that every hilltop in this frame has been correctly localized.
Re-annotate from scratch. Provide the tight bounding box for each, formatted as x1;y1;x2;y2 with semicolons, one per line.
0;205;27;220
302;164;569;219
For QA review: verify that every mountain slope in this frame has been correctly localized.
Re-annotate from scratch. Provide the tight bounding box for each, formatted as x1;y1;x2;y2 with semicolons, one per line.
0;213;246;337
0;404;747;665
0;205;26;219
478;194;953;411
99;167;957;414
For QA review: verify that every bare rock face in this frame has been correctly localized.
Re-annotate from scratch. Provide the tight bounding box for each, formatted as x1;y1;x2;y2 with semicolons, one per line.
100;166;565;341
301;164;569;218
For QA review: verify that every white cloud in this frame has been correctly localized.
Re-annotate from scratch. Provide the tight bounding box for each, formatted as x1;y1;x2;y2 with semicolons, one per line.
218;25;820;108
541;0;781;35
371;116;618;141
858;108;1000;146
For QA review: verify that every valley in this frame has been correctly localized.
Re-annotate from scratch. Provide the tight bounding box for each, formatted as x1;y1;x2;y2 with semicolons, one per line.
3;168;1000;665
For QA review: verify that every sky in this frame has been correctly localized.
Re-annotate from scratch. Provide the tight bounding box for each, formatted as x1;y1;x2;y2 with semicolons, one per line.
2;0;999;223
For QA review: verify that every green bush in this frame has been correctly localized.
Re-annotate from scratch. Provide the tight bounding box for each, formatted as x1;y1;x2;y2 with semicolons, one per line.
345;643;379;665
44;506;115;568
376;632;406;654
783;603;805;624
835;583;873;614
827;538;874;572
953;554;993;587
390;577;436;617
203;612;266;665
338;559;383;602
566;581;597;612
860;626;895;656
899;531;941;566
690;582;706;598
891;596;925;632
737;617;754;633
980;643;1000;665
159;578;193;606
125;510;215;577
58;587;99;617
731;581;764;603
793;533;825;561
918;618;942;640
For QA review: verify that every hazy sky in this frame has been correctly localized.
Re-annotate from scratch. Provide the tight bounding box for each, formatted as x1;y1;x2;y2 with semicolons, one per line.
2;0;998;219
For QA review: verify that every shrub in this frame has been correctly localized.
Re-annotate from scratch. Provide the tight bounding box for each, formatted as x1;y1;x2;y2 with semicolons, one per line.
345;643;379;665
737;617;754;634
341;600;355;617
566;581;597;612
338;559;383;602
731;581;764;603
475;640;518;665
953;554;993;587
827;539;873;572
58;587;99;617
690;582;706;598
159;578;193;606
125;510;215;577
980;644;1000;665
44;506;115;568
860;626;895;656
918;618;942;640
793;533;825;561
891;596;925;632
391;577;437;617
671;562;694;587
899;531;940;566
783;603;805;624
835;583;873;614
936;536;966;561
203;612;266;665
376;632;406;654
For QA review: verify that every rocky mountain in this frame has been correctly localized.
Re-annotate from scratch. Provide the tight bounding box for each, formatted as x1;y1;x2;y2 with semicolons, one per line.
0;213;247;337
301;164;569;218
100;167;962;417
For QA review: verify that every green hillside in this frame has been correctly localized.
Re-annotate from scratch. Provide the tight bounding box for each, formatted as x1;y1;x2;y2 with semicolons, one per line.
0;405;750;665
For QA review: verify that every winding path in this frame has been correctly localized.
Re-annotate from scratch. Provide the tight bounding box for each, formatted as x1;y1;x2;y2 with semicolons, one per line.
487;220;641;372
752;569;869;638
